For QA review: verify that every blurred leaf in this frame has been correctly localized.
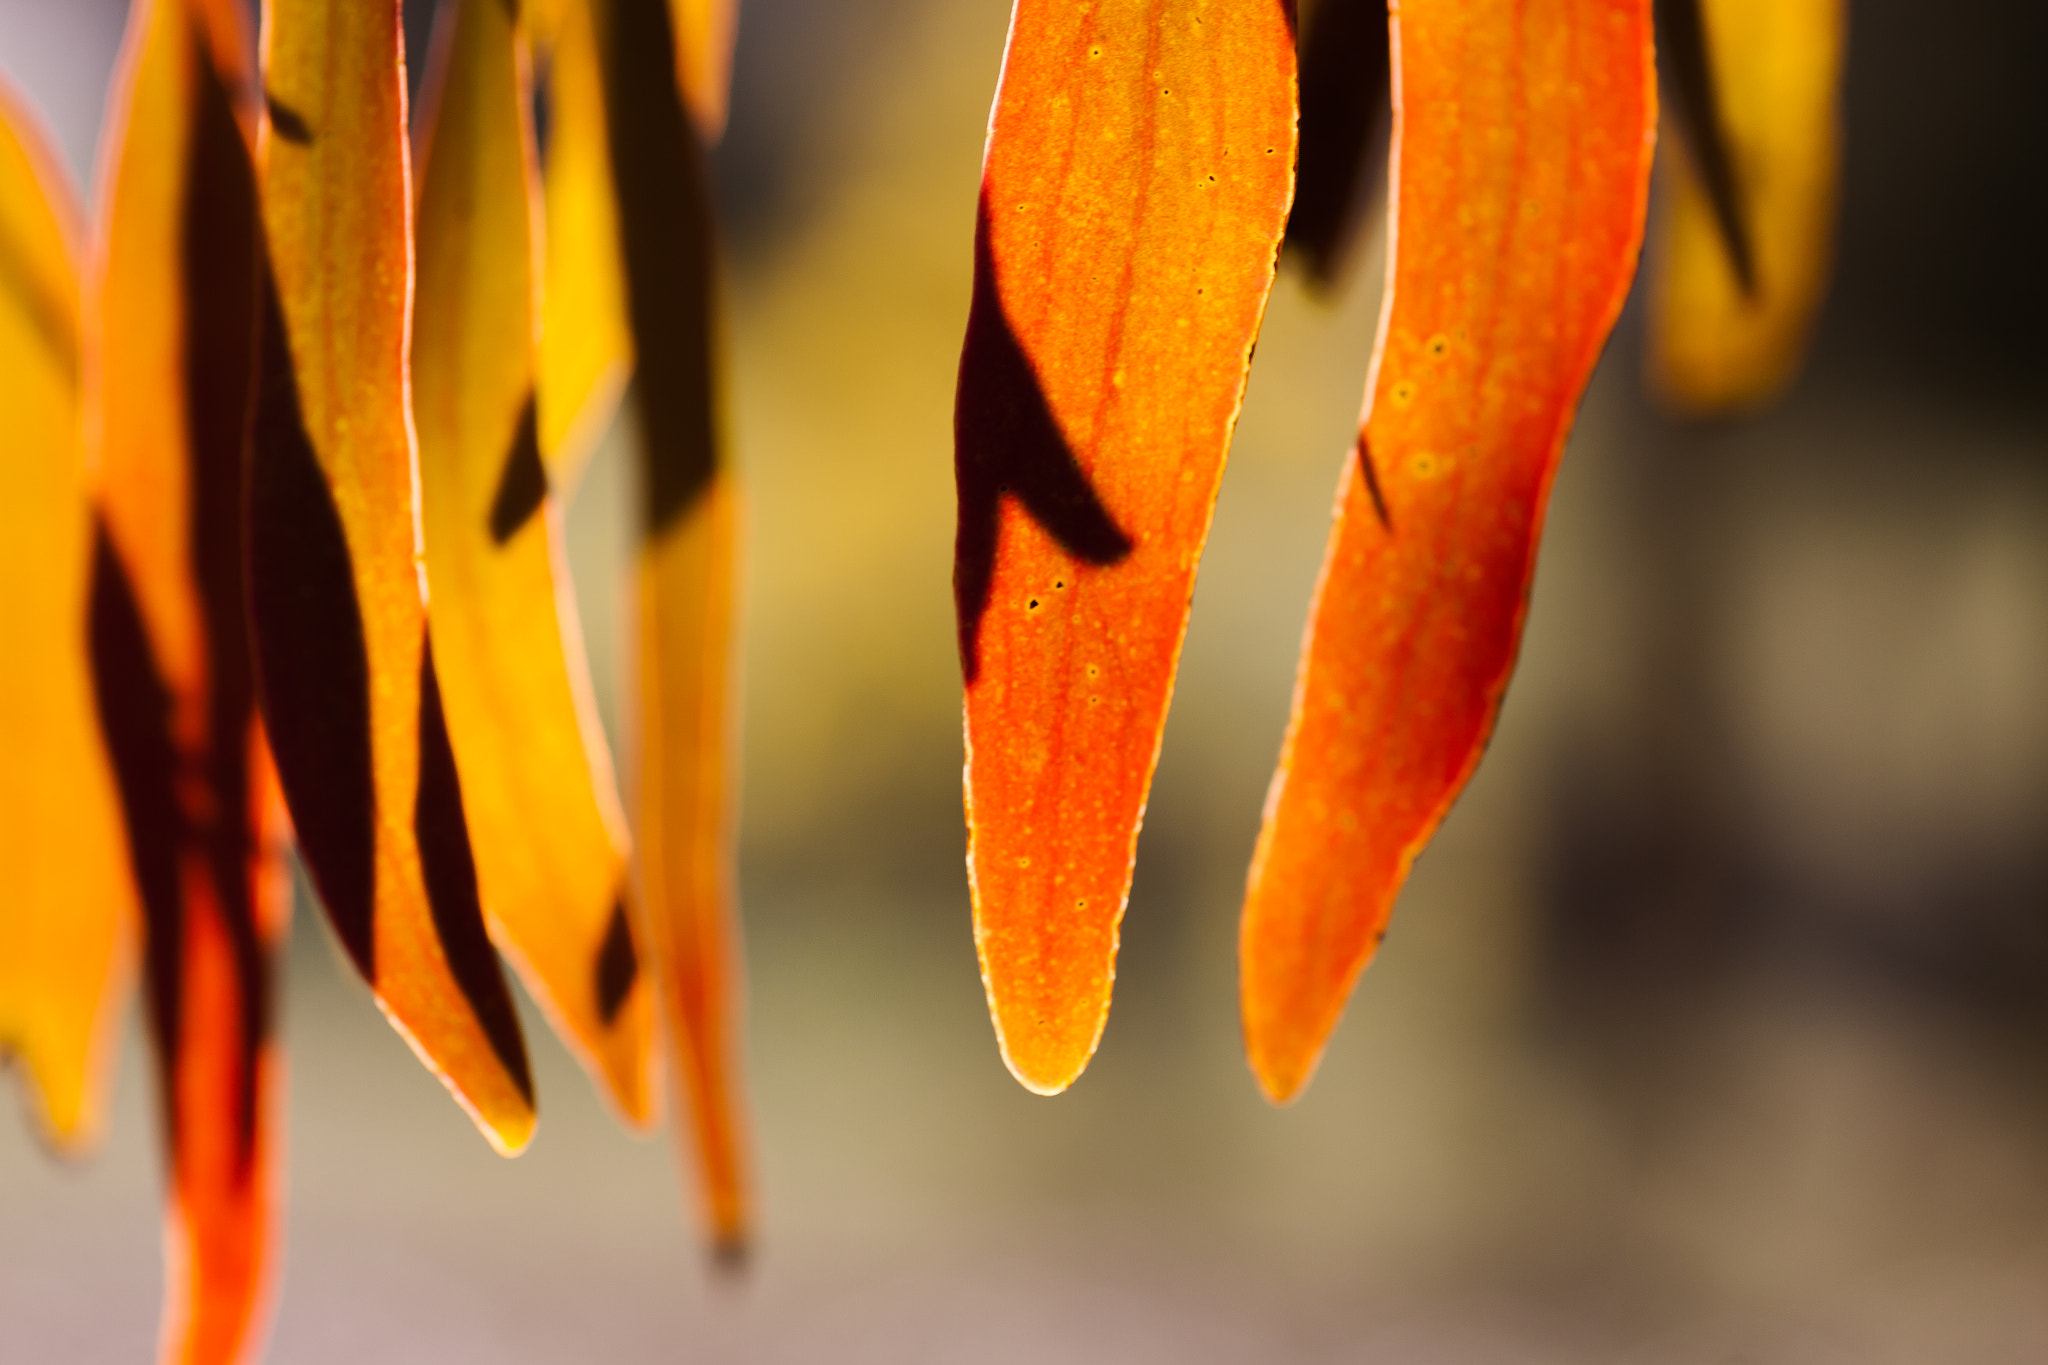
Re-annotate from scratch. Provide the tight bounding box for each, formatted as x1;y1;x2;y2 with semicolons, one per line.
0;72;136;1155
89;2;289;1359
535;0;633;487
413;0;653;1128
1649;0;1845;413
668;0;738;141
597;0;752;1257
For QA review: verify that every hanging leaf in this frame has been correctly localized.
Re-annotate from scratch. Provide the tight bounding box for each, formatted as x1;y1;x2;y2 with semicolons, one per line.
529;0;738;493
413;0;653;1127
1239;0;1657;1103
596;0;752;1257
953;0;1297;1094
1284;0;1390;288
89;3;289;1360
0;78;137;1154
1648;0;1845;412
250;0;534;1154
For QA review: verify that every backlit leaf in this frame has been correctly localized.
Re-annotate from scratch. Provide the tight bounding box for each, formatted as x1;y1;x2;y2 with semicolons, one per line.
1239;0;1657;1103
667;0;738;141
953;0;1297;1094
597;0;752;1256
1648;0;1845;413
0;76;137;1154
251;0;534;1154
413;0;652;1127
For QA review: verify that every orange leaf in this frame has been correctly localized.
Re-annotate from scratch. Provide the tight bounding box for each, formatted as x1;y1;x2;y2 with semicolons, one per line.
1648;0;1845;412
598;0;752;1256
1239;0;1657;1103
0;77;137;1153
953;0;1297;1094
413;0;652;1127
251;0;533;1154
89;4;289;1359
667;0;738;142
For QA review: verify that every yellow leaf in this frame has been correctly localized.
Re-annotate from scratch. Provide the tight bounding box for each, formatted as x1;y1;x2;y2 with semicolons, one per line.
1648;0;1846;413
251;0;534;1155
414;0;652;1128
0;75;136;1154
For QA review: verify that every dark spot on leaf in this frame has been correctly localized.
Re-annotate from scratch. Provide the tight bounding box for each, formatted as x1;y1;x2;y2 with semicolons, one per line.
264;92;312;145
1356;432;1393;532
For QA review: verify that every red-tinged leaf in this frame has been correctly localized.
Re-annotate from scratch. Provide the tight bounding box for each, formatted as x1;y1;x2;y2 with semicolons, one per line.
954;0;1297;1094
597;0;752;1256
252;0;533;1154
0;77;138;1153
89;4;290;1358
1239;0;1657;1103
1648;0;1845;413
414;0;652;1127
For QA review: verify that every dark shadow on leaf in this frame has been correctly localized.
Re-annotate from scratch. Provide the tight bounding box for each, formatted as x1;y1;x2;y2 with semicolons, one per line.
86;520;183;1140
247;259;376;980
593;898;639;1027
416;638;535;1105
602;0;719;540
953;193;1133;684
488;393;547;544
182;28;270;1171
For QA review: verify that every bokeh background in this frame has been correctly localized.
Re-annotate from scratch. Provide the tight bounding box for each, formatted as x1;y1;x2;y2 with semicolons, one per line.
4;0;2047;1360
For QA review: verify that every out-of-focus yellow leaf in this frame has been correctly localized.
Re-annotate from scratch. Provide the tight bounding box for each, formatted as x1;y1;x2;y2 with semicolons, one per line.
536;0;632;487
1649;0;1845;413
1285;0;1391;289
637;478;749;1257
251;0;534;1156
90;3;288;1359
529;0;737;487
0;76;137;1153
667;0;737;141
596;0;752;1257
414;0;652;1127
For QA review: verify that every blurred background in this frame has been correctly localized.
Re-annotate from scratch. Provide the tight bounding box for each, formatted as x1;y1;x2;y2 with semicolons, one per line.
4;0;2047;1360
